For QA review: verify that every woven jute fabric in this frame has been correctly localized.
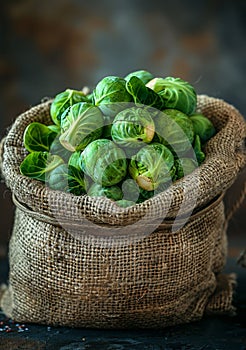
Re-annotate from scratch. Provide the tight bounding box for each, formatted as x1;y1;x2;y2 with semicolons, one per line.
0;95;246;328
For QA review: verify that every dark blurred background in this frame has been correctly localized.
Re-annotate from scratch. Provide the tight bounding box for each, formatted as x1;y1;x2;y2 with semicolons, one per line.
0;0;245;259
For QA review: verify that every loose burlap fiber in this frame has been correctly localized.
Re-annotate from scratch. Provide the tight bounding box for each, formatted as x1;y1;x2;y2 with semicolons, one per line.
0;95;245;328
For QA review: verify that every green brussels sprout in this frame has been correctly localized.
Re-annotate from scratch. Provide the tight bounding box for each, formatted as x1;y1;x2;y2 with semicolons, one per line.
193;135;205;165
129;143;175;191
102;115;113;139
137;188;155;203
59;102;104;152
68;151;82;170
20;151;64;182
111;107;155;148
81;139;127;186
85;92;94;104
47;124;61;134
190;113;216;143
66;151;88;195
121;178;141;202
146;77;197;115
93;76;132;117
126;76;164;110
67;165;88;195
48;162;88;195
154;109;194;155
49;137;73;163
50;88;89;125
115;199;136;208
48;164;69;192
23;122;58;153
87;183;123;201
120;178;156;203
124;69;154;84
174;158;198;180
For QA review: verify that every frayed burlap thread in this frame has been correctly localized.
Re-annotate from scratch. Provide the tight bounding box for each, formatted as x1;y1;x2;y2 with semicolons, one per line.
0;95;245;328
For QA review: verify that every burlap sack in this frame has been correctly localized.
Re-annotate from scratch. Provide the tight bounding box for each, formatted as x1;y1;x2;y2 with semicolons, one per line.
0;95;245;329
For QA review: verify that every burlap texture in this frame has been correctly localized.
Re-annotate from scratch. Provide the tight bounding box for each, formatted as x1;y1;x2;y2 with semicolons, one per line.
0;95;245;328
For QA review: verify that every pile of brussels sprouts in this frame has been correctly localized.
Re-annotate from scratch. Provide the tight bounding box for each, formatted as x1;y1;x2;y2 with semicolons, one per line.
20;70;216;207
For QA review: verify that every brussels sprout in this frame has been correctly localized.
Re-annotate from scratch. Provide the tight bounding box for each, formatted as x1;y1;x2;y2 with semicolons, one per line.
67;165;88;195
190;113;216;143
146;77;197;115
174;157;198;180
111;107;155;148
102;115;113;139
126;77;164;110
48;164;69;191
124;69;154;84
49;137;73;163
59;102;104;152
20;152;64;182
23;122;58;153
129;143;175;191
193;135;205;165
81;139;127;186
85;92;94;104
115;199;136;208
121;178;141;202
50;88;89;125
154;109;194;155
47;124;61;134
137;188;155;203
68;151;83;170
87;183;123;201
93;76;132;117
66;151;88;195
120;178;156;203
48;162;88;195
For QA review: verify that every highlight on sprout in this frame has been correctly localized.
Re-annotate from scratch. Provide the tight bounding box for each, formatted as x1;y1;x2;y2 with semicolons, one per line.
20;69;216;206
